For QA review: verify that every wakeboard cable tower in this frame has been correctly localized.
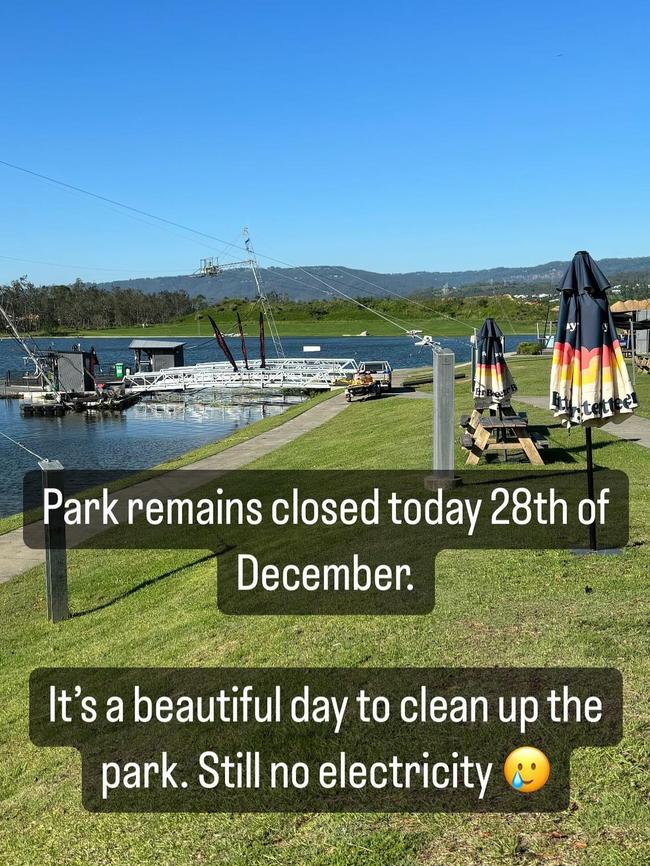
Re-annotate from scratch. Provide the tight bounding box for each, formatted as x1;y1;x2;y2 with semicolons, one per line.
197;227;284;361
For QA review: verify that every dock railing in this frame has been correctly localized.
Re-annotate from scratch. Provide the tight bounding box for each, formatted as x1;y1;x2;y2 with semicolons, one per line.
123;358;359;394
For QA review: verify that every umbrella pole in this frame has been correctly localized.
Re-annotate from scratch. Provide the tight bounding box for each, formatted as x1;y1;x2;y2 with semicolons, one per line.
585;426;597;551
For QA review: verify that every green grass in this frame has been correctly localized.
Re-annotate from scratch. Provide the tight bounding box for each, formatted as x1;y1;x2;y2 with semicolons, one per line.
1;365;649;864
75;317;537;339
630;370;650;420
70;294;544;339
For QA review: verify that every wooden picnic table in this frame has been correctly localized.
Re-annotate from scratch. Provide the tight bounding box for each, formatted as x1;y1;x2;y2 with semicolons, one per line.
460;405;546;465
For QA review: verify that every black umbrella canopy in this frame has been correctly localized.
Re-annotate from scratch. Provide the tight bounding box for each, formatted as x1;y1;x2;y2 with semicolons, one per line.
477;318;504;342
558;250;610;295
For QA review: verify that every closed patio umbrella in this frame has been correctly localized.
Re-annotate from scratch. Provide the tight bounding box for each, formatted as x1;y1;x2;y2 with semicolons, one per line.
472;318;517;410
550;251;638;548
550;252;637;427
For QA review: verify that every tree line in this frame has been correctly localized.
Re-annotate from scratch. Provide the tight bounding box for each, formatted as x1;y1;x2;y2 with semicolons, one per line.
0;278;198;332
0;275;555;335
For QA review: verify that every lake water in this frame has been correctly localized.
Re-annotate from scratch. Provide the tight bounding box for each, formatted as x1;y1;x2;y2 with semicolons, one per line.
0;333;528;517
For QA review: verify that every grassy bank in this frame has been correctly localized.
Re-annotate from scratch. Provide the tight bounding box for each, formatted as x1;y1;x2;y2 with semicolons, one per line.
66;295;544;338
74;317;537;339
1;364;648;865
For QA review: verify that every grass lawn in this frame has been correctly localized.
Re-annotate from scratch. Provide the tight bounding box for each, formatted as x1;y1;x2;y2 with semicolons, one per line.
73;317;537;339
1;365;648;865
629;369;650;420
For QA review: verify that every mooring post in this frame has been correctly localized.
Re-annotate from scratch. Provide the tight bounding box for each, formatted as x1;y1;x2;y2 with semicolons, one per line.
431;346;456;486
470;328;477;388
38;459;69;622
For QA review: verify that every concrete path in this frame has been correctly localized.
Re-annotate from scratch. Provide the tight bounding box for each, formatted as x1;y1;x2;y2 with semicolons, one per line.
0;392;350;584
516;395;650;450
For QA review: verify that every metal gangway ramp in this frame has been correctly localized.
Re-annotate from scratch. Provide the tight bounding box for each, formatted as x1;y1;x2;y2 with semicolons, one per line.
123;357;359;394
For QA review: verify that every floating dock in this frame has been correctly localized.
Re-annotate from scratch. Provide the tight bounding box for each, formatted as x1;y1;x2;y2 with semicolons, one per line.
19;391;140;416
20;400;67;417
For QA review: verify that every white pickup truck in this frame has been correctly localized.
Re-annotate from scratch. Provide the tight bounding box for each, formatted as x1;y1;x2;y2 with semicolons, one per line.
358;360;392;390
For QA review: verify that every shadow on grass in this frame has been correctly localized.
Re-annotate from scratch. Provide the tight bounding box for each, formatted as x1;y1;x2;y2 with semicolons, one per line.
383;386;420;396
72;551;222;618
555;440;630;456
534;422;636;464
534;425;579;465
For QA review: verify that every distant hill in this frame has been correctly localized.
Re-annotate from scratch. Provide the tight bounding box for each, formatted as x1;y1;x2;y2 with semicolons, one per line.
95;256;650;300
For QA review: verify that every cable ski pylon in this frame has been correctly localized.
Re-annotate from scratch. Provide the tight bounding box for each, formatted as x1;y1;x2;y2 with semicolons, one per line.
196;228;284;359
243;227;284;358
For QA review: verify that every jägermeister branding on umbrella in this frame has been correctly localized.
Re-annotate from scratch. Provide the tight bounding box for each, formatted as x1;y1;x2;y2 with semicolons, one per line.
472;318;518;409
550;252;638;427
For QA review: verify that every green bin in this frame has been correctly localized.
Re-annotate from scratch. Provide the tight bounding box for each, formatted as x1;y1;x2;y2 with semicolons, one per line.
115;362;124;380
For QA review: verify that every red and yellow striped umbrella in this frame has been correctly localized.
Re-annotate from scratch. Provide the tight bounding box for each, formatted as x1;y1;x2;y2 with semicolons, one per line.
550;252;638;427
472;318;517;409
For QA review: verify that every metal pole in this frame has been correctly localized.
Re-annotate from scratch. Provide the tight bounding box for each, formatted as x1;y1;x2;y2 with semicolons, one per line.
0;302;56;393
39;459;69;622
470;328;477;389
630;316;636;388
585;428;597;552
432;346;455;486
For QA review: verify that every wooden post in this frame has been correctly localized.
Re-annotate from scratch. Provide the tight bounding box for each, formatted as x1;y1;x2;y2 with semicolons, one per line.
39;459;69;622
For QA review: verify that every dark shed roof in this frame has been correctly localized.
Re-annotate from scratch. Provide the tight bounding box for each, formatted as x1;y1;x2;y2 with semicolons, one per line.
129;339;186;350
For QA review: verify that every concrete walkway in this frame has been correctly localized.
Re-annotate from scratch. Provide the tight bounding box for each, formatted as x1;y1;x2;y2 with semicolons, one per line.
0;392;350;584
516;395;650;450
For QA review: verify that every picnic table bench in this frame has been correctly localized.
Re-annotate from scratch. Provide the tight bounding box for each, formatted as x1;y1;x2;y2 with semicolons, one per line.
460;405;546;465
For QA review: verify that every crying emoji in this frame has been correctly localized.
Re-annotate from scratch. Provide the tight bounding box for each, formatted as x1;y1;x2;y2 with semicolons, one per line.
504;747;550;793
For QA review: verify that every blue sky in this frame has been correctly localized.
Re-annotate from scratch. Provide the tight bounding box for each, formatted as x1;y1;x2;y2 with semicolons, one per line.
1;1;649;285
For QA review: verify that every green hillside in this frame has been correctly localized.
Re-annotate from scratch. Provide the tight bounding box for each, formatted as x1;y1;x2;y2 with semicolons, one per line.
80;295;544;338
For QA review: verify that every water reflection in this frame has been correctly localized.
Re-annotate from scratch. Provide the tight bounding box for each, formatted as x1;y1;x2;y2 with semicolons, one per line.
0;393;289;517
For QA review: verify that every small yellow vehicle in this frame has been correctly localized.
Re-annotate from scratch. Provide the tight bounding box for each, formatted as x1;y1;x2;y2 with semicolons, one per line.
344;371;382;402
